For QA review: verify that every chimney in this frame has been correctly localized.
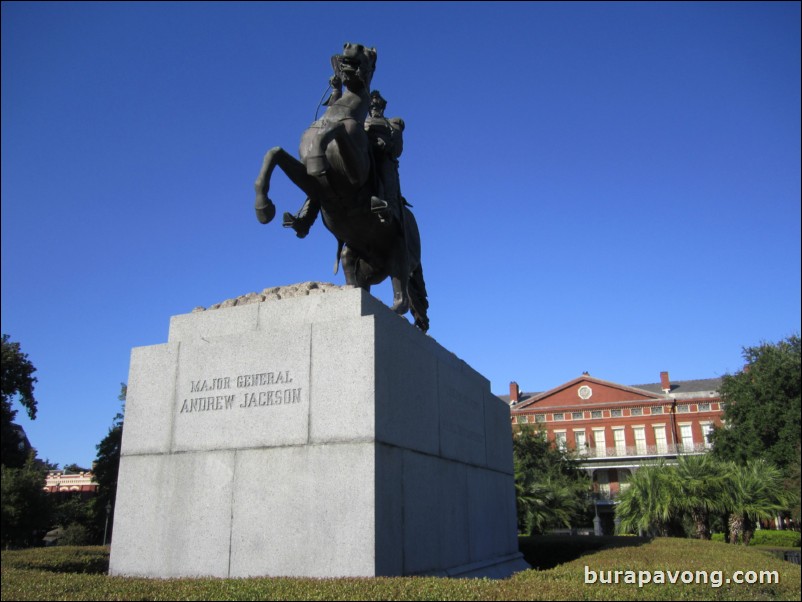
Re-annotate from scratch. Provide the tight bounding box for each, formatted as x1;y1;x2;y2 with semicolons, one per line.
509;381;520;405
660;371;671;394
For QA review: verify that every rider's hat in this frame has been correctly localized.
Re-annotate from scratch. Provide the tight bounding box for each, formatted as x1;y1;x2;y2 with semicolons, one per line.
370;90;387;108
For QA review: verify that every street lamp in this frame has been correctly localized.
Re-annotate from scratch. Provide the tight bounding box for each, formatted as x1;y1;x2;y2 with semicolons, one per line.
103;501;112;546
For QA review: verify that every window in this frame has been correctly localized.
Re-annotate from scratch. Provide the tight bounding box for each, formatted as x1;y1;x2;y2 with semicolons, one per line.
596;470;610;497
680;424;694;451
698;403;710;412
653;425;667;453
611;409;622;418
535;414;546;423
553;413;564;421
591;410;602;419
619;469;631;492
677;405;690;413
574;430;587;453
516;415;528;424
593;429;606;457
554;431;567;451
651;406;663;415
631;407;642;416
613;428;626;456
701;423;714;448
633;427;646;454
572;411;583;420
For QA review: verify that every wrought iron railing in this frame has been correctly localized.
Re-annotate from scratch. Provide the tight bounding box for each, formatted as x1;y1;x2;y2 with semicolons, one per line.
576;442;709;459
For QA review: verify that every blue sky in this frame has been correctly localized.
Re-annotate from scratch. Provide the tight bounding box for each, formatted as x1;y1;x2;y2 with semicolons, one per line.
2;2;800;469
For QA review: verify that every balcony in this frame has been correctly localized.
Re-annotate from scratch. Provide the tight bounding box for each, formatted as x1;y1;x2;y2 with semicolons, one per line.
575;442;709;459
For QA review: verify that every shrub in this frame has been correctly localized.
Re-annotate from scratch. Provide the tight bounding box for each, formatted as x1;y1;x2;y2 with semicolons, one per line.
58;524;92;547
750;530;801;548
1;546;109;574
1;539;800;601
712;530;800;548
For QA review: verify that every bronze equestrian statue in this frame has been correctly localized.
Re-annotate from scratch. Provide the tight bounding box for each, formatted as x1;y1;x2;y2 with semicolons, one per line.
254;43;429;332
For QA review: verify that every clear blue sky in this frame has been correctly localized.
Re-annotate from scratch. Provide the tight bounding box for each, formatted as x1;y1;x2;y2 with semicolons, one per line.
2;2;800;469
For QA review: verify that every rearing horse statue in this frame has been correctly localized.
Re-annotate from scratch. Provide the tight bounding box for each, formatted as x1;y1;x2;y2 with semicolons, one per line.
254;42;429;332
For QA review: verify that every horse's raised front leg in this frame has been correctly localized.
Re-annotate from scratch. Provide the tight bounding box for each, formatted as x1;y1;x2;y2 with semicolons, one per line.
307;124;369;188
254;146;322;224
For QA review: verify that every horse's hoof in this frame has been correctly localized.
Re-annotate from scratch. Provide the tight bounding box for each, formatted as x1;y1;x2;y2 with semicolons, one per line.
391;298;409;315
255;196;276;224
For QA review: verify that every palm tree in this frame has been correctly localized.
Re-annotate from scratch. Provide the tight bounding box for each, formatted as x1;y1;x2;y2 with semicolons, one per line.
615;461;678;536
524;476;588;535
723;459;791;545
514;457;536;533
671;455;727;539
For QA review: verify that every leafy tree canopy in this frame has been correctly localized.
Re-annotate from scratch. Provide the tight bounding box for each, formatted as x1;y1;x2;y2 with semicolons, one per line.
62;463;91;474
513;426;590;534
1;455;52;548
1;334;39;468
90;384;125;542
711;334;801;471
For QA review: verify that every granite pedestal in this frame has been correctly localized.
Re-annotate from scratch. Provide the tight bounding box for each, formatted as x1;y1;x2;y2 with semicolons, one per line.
109;286;527;579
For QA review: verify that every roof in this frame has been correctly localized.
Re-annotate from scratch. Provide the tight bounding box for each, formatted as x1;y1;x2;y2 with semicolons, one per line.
498;375;722;407
632;377;722;396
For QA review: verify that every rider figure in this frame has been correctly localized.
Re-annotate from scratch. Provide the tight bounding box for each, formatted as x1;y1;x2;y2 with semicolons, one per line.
283;84;408;238
364;90;405;225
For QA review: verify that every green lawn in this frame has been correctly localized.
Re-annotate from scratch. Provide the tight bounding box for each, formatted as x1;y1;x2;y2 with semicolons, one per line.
2;538;800;601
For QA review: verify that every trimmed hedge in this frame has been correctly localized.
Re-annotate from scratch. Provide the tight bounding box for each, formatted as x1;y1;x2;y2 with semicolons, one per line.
751;531;800;548
2;538;800;601
0;546;109;574
712;531;801;548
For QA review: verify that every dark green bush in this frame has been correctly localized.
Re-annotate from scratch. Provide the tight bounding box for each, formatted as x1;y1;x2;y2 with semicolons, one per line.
1;546;109;574
711;530;800;548
58;523;92;547
750;530;800;548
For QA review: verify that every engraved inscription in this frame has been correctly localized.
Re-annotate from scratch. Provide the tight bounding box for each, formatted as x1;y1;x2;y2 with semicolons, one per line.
179;370;302;415
190;377;231;392
180;395;236;413
239;388;302;408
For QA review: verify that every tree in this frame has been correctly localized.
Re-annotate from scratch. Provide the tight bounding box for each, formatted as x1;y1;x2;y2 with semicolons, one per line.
615;461;680;537
711;335;801;472
787;444;801;523
62;463;90;474
1;334;38;468
615;456;792;543
1;455;52;548
90;384;125;543
513;426;591;534
723;459;792;545
671;454;727;540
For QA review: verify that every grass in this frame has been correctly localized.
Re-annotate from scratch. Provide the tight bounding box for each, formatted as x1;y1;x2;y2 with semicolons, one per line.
1;538;800;601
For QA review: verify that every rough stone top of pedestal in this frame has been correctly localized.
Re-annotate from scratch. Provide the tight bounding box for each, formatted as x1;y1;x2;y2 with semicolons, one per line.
192;281;343;312
168;282;402;344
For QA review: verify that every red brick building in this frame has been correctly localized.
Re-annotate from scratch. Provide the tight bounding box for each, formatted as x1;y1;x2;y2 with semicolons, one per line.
499;371;724;534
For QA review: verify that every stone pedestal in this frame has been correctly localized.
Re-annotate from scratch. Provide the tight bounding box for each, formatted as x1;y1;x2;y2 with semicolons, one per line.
109;286;527;579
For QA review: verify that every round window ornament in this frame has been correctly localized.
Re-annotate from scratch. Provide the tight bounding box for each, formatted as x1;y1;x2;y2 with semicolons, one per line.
578;385;592;400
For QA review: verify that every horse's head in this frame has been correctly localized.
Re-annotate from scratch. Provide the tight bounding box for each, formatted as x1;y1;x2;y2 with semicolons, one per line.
335;43;377;92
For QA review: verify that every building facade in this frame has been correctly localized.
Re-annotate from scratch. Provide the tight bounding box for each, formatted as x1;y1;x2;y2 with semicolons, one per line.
44;470;98;496
500;371;724;534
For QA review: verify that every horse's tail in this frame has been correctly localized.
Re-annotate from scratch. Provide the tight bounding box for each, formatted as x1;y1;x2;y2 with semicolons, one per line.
408;264;429;333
